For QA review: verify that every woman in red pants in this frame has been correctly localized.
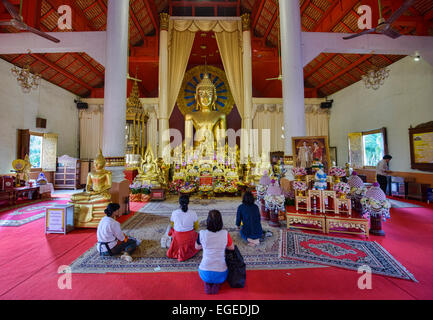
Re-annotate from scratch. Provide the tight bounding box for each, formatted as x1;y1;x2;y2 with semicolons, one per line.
166;195;200;262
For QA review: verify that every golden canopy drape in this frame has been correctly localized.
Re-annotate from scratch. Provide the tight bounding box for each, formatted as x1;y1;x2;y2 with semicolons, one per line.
167;19;244;119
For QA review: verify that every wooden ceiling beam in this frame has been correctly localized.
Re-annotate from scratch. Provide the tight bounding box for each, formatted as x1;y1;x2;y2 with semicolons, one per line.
316;54;373;89
304;53;337;79
70;53;104;80
313;0;359;32
143;0;159;31
30;53;93;91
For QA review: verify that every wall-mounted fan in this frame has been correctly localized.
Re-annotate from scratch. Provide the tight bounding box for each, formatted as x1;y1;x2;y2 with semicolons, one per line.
0;0;60;43
343;0;415;40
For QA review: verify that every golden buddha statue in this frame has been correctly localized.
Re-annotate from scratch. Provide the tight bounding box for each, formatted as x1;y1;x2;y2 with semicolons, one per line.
136;146;165;188
185;74;227;159
70;149;112;228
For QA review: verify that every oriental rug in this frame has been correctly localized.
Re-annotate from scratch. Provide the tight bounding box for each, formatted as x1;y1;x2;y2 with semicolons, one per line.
279;230;417;282
68;197;325;274
0;199;70;227
389;199;422;208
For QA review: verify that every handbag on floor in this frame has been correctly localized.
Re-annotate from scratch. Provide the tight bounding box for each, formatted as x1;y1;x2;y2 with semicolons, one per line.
225;245;246;288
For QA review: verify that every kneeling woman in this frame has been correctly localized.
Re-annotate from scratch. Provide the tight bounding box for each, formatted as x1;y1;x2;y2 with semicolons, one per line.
97;203;138;262
167;195;200;262
195;210;235;294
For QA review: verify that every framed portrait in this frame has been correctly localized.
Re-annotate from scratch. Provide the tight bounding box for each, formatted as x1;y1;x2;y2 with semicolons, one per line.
292;136;331;172
409;122;433;172
329;147;337;166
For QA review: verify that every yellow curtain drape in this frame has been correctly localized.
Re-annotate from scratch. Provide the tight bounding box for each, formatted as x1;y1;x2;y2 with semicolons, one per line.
167;29;195;117
305;105;330;137
215;30;244;119
41;133;58;172
167;19;244;119
79;105;103;159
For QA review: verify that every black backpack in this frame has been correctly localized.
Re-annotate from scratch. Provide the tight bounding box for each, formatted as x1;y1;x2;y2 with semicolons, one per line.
225;245;246;288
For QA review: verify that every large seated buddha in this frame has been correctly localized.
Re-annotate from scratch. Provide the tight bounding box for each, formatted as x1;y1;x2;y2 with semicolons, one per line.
70;149;112;228
185;74;227;160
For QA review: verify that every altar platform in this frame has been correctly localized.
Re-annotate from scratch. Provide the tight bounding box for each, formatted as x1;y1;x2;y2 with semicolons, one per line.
286;208;369;238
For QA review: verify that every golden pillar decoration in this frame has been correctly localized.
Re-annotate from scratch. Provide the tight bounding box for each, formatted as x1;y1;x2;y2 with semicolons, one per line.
125;80;149;168
241;13;251;31
160;13;169;31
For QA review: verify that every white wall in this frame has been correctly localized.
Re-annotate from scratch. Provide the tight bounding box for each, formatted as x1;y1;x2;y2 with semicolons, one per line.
329;56;433;173
0;58;79;174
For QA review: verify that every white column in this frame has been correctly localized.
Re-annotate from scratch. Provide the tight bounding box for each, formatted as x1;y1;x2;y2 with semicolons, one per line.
242;14;253;164
102;0;129;158
279;0;306;155
158;13;170;161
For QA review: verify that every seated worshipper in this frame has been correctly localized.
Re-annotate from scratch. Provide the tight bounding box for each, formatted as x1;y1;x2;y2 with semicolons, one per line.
195;210;235;295
97;203;138;262
167;195;200;262
236;191;264;247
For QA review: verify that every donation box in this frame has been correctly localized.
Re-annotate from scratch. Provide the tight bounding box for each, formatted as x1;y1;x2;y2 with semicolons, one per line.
45;204;74;234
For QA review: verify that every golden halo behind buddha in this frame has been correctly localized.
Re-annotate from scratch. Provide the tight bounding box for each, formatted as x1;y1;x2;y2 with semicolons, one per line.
177;65;234;116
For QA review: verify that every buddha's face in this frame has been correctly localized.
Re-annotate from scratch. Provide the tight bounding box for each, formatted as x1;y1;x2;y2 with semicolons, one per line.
94;159;105;170
196;87;215;110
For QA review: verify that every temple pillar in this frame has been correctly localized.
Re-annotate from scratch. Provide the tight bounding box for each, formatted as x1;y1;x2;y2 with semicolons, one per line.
102;0;129;182
279;0;306;155
242;13;253;163
158;13;170;162
102;0;129;159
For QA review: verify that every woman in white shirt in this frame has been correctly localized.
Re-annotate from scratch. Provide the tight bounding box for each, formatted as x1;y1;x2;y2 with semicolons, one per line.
97;203;138;262
195;210;235;295
167;195;200;261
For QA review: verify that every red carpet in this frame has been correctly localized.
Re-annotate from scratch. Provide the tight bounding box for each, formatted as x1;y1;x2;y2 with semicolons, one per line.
0;198;433;300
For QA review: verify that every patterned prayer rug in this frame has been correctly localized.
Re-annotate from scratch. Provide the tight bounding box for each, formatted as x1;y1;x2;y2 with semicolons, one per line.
68;196;325;274
0;199;69;227
279;230;417;282
389;199;422;208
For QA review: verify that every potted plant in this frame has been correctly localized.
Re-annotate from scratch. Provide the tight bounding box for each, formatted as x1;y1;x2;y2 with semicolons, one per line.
129;181;142;202
141;183;152;202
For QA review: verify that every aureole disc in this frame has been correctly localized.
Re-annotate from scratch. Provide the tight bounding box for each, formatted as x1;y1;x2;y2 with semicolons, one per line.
177;65;235;116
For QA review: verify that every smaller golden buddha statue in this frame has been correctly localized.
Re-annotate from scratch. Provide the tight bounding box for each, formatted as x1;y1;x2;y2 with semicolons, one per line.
136;146;165;188
70;149;112;228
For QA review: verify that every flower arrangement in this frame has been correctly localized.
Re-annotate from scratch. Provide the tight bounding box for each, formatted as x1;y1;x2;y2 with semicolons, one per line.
264;194;286;213
333;182;351;195
179;182;196;194
350;186;367;197
360;197;391;221
292;167;307;177
293;181;308;192
329;166;346;177
141;182;152;195
199;185;213;193
256;184;269;201
168;179;184;194
213;181;226;193
225;182;238;194
129;181;142;194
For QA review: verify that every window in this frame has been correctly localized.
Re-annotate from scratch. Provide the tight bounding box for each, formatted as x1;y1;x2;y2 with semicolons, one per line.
29;134;43;168
348;128;388;169
363;132;385;167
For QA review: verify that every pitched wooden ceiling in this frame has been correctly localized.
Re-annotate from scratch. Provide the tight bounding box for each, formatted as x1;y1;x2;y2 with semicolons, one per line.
1;0;432;98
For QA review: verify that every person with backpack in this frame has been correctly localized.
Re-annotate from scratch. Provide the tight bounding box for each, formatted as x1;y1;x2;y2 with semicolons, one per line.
195;210;234;294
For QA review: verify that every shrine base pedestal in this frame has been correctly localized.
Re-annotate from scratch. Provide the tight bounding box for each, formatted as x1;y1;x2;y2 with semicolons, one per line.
370;215;385;236
260;201;270;221
269;211;280;227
